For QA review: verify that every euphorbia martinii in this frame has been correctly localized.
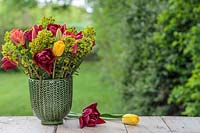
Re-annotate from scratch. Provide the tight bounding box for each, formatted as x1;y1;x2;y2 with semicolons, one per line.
79;103;106;128
1;57;17;71
33;48;55;74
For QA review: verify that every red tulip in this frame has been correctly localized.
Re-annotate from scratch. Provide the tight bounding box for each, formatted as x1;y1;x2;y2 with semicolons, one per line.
1;57;17;71
63;31;74;37
79;103;105;128
33;48;55;74
10;29;25;46
32;25;43;40
47;24;66;36
74;31;83;39
24;30;32;42
63;31;83;40
24;25;43;42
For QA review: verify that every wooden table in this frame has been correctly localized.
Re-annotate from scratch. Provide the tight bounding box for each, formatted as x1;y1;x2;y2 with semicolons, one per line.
0;116;199;133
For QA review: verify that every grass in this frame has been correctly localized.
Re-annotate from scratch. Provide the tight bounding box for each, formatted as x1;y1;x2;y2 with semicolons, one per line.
0;61;122;116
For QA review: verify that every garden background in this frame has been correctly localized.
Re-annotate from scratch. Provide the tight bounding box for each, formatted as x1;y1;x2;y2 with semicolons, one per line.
0;0;199;116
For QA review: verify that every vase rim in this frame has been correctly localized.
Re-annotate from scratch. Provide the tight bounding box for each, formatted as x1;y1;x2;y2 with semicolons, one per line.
29;77;71;81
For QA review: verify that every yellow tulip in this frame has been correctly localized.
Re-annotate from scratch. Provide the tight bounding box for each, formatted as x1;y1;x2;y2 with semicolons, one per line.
53;40;65;56
122;114;139;125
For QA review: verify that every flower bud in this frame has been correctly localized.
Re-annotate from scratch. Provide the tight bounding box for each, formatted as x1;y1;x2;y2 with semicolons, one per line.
56;29;62;40
122;114;139;125
53;40;65;56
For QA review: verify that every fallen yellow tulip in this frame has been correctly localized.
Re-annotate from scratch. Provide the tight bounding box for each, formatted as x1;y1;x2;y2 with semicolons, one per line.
122;114;139;125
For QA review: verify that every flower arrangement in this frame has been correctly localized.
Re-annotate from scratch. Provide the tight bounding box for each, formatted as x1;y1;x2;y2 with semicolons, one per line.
1;17;96;80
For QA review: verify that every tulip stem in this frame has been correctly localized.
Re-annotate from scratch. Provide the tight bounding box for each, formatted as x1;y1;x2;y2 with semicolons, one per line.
52;58;57;79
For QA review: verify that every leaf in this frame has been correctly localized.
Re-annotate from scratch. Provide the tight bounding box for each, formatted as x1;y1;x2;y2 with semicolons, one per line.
101;113;124;118
66;112;124;120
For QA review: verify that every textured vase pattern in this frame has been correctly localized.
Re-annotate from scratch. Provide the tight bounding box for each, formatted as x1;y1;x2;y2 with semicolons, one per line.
29;77;73;125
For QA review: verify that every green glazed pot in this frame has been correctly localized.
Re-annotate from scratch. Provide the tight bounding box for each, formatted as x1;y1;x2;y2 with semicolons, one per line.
29;77;73;125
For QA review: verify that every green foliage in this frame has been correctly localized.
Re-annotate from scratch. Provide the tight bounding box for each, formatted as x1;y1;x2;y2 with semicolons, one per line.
30;30;54;55
1;0;37;8
92;0;169;115
92;0;128;85
93;0;200;116
160;0;200;116
120;0;170;115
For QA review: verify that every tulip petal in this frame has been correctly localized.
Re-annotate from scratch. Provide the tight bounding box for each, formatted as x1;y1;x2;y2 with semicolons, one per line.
84;102;98;110
79;116;85;128
83;115;90;124
96;118;106;124
1;57;17;71
72;41;78;56
87;119;96;127
24;30;32;42
32;27;37;40
83;108;93;117
53;40;65;56
75;31;83;39
10;29;25;46
33;48;55;74
61;24;66;33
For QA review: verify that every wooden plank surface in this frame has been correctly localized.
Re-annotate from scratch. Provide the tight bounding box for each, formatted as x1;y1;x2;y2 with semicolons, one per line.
0;116;55;133
125;116;171;133
0;116;199;133
57;118;127;133
162;116;200;133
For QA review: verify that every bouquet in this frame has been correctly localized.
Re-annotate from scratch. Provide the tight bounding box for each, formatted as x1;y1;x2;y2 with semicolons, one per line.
1;17;96;80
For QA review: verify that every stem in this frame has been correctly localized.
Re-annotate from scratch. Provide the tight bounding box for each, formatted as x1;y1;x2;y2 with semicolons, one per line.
18;55;36;79
24;57;41;80
52;58;57;79
17;47;41;80
60;61;65;78
32;66;42;80
18;61;31;76
27;66;33;77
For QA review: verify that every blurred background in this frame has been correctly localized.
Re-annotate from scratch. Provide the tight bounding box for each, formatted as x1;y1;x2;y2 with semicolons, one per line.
0;0;199;116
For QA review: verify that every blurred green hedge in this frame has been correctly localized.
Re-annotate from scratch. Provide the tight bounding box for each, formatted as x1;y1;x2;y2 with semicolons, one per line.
156;0;200;116
92;0;200;116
